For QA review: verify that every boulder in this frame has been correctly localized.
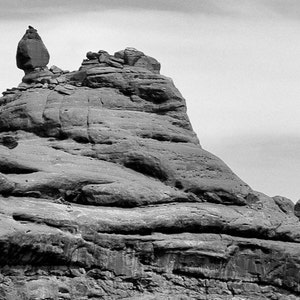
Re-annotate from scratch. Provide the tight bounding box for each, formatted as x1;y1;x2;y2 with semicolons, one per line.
114;49;125;60
124;47;144;65
16;26;50;72
273;195;295;215
134;55;161;73
50;65;63;74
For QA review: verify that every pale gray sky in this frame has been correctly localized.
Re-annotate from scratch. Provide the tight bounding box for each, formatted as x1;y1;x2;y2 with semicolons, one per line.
0;0;299;201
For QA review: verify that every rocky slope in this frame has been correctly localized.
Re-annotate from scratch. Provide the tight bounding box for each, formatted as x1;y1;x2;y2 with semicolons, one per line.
0;27;299;300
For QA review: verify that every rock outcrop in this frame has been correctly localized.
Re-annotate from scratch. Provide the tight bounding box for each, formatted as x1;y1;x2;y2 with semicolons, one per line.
0;28;299;299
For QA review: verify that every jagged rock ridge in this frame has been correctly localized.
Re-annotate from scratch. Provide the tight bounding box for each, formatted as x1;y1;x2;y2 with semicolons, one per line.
0;27;299;300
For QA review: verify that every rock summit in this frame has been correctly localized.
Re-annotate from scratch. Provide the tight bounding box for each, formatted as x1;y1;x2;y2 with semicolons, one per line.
0;27;299;300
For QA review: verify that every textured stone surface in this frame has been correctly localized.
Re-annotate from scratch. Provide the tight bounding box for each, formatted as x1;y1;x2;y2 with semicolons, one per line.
1;35;300;299
16;26;50;72
273;195;295;215
294;199;300;219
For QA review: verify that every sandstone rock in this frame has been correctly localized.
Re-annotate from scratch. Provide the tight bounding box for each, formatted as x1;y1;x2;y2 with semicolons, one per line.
110;56;125;64
16;26;50;72
114;49;125;60
86;51;99;60
54;84;75;95
17;82;31;90
56;75;67;83
0;173;15;193
79;59;105;71
21;68;52;84
98;50;110;63
294;199;300;219
0;41;299;299
48;78;58;85
107;59;123;68
50;65;63;74
273;195;295;215
124;47;145;65
134;55;161;74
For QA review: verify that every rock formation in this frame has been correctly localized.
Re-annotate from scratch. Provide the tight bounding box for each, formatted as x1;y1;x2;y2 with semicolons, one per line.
294;198;300;220
16;26;50;74
0;27;299;299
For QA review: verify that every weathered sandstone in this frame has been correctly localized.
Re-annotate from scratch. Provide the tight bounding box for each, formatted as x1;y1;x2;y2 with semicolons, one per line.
16;26;50;73
0;27;299;299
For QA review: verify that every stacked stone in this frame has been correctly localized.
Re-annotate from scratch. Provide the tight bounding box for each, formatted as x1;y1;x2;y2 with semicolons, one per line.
11;27;161;99
80;47;161;74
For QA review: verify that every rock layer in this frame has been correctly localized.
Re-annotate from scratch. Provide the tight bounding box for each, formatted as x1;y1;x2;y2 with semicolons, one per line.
1;37;300;299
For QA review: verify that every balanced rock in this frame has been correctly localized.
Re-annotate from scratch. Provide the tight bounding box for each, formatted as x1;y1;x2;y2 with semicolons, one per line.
81;47;160;74
0;33;300;299
16;26;50;72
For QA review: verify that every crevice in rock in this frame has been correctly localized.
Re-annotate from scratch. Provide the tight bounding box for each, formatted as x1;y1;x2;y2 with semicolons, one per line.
72;135;90;144
123;156;169;182
152;103;186;113
186;187;247;206
73;196;198;209
12;213;78;234
10;179;111;204
86;94;92;145
90;222;295;243
0;163;39;174
12;191;42;198
139;133;190;143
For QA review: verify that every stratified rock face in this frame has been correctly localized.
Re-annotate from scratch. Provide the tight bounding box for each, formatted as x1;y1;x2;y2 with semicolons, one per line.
16;26;50;72
0;31;300;299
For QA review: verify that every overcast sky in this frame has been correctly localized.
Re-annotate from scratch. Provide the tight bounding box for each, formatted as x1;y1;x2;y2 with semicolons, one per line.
0;0;299;201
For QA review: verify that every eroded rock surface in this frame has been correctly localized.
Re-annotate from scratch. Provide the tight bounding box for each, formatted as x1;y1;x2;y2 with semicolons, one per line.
0;30;299;299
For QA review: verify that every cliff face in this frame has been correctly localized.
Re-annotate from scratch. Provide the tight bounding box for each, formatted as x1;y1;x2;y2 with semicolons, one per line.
0;28;299;300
